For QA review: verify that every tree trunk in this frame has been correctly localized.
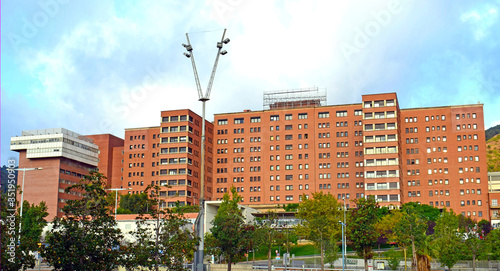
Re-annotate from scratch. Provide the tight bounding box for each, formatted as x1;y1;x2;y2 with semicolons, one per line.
417;254;431;271
268;247;272;271
411;237;417;271
253;249;255;269
364;249;369;271
155;215;160;271
472;254;476;271
228;258;232;271
320;242;325;271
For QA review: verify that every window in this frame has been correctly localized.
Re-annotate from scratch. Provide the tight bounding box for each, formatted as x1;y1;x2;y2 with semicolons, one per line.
318;112;329;118
298;113;308;119
285;114;292;120
270;115;279;121
250;117;261;123
336;110;347;117
218;119;228;125
234;118;244;124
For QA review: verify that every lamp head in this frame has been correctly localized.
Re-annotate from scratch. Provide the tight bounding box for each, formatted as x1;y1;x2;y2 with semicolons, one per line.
182;44;193;51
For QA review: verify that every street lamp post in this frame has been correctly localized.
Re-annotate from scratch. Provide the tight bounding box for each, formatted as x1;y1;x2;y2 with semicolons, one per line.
342;197;347;271
182;29;230;271
106;188;132;219
339;220;345;271
15;167;43;242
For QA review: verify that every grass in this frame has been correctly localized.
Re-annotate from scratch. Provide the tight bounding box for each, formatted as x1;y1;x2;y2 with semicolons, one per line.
251;244;320;260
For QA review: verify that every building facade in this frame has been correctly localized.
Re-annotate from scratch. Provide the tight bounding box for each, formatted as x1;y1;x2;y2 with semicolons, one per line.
11;128;100;219
10;93;492;221
212;93;490;220
121;109;214;207
85;134;124;189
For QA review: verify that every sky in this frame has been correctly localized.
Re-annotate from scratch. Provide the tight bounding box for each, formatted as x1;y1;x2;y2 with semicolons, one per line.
2;0;500;166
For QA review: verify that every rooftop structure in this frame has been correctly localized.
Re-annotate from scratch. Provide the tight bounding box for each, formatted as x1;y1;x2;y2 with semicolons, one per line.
11;128;99;166
263;87;327;110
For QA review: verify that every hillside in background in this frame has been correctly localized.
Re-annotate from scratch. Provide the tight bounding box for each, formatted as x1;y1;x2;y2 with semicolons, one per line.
486;124;500;141
1;165;18;194
487;134;500;172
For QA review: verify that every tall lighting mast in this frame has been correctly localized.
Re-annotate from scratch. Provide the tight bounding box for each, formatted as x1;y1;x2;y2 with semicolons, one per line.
182;29;230;271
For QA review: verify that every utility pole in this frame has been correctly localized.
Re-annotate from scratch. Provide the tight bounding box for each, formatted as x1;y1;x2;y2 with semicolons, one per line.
182;29;230;271
106;187;132;219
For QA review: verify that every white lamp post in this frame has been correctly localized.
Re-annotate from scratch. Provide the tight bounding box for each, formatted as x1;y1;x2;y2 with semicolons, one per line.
106;187;132;219
14;167;43;242
183;29;230;271
341;197;347;271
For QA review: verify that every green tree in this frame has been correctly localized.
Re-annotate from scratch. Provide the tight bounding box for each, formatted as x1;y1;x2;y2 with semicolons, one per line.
323;239;340;268
119;192;149;214
376;210;403;244
394;205;427;271
477;219;492;236
296;192;341;271
121;217;156;270
42;171;123;271
461;223;487;271
254;211;287;271
283;203;299;212
205;187;253;271
347;196;380;271
432;209;463;270
485;229;500;260
158;208;199;270
1;196;48;271
385;248;402;270
402;202;440;222
122;184;198;271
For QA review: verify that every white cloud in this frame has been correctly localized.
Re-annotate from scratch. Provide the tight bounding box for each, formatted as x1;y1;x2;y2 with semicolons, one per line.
489;119;500;128
461;5;499;41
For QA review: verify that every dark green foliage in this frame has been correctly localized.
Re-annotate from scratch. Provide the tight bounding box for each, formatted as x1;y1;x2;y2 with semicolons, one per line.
385;248;402;270
119;192;149;214
402;202;441;222
347;196;380;271
1;197;48;271
121;185;199;271
171;202;199;213
486;229;500;260
296;192;341;271
283;203;299;212
376;206;390;218
433;209;463;270
458;214;476;230
254;212;287;271
205;187;254;271
42;171;123;271
394;205;428;271
478;219;492;236
461;222;488;271
324;240;340;267
485;123;500;141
